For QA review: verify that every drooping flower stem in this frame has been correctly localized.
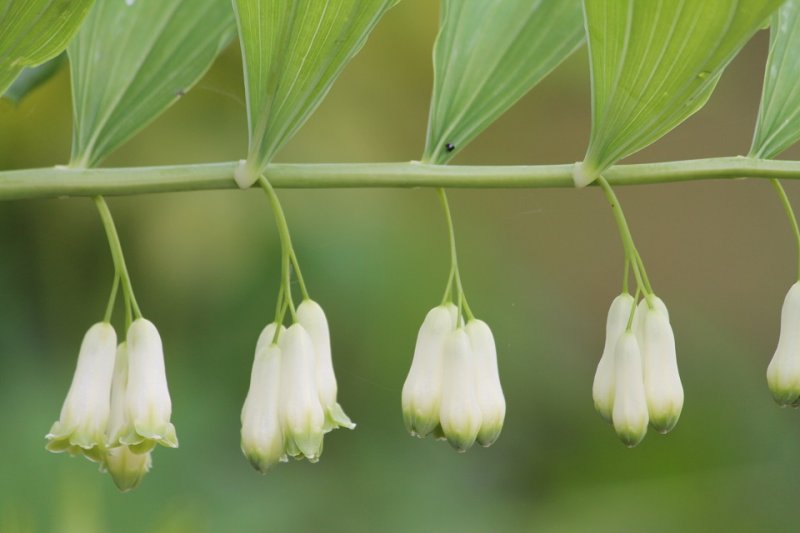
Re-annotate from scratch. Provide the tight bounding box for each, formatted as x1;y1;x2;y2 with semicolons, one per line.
93;195;142;321
770;179;800;281
596;176;654;303
258;176;311;340
437;188;474;322
104;274;120;323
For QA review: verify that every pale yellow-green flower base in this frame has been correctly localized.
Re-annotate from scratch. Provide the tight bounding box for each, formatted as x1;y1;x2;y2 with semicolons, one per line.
118;422;178;454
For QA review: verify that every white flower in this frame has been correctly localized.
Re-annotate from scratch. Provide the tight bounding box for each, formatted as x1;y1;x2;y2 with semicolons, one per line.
636;297;683;433
593;294;635;423
768;282;800;406
465;319;505;447
102;342;152;491
440;329;482;451
611;332;649;447
118;318;178;453
279;323;325;462
46;322;117;463
241;323;288;473
297;300;355;431
402;304;457;438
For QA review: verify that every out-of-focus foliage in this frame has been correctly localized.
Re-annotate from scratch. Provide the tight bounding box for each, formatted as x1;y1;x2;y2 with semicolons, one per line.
2;54;64;105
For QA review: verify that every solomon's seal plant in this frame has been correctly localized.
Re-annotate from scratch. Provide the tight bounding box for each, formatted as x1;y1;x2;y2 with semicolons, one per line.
7;0;800;491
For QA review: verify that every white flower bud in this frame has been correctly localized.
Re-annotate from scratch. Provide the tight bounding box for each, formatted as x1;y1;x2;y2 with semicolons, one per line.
440;329;482;452
279;324;325;462
103;342;152;491
297;300;355;431
465;319;505;447
768;282;800;406
401;304;457;438
46;322;117;463
612;332;649;447
241;323;288;473
119;319;178;453
636;297;683;433
593;294;635;423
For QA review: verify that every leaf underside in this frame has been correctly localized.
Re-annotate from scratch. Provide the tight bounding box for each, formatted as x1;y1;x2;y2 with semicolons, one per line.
2;53;64;104
424;0;584;165
233;0;399;180
579;0;782;186
0;0;94;94
68;0;236;168
752;0;800;159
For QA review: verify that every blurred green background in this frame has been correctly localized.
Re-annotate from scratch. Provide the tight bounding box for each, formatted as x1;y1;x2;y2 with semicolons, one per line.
3;1;800;531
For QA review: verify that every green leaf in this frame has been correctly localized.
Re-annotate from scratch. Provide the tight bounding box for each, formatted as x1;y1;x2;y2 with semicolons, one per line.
424;0;584;165
232;0;399;188
3;53;64;104
576;0;782;187
751;1;800;159
69;0;236;168
0;0;94;94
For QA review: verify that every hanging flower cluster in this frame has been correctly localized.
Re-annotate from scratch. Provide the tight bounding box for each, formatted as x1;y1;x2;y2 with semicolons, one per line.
402;305;505;451
46;319;177;491
592;294;683;447
241;301;355;473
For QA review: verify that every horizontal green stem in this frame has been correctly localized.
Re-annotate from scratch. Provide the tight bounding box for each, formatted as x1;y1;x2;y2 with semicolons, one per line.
3;156;800;200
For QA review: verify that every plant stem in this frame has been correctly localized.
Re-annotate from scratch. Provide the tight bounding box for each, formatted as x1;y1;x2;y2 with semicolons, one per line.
771;179;800;281
596;177;654;300
9;157;800;199
103;274;120;323
93;196;142;320
258;176;305;332
437;188;474;322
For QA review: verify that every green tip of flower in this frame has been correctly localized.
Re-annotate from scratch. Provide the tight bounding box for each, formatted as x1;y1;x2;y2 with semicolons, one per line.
476;427;502;448
445;432;477;453
650;414;680;435
324;403;355;432
430;424;447;442
616;428;646;448
770;389;800;407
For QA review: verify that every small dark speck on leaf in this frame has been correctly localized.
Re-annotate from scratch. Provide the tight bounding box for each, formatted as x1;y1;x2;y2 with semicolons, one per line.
176;89;186;97
445;143;455;152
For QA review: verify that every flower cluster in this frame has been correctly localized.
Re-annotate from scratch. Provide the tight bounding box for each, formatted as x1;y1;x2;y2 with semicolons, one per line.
592;293;683;447
402;304;505;452
241;300;354;473
768;282;800;406
45;319;177;491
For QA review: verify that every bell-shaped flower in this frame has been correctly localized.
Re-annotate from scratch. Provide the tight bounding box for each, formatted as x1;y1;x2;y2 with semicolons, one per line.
279;323;325;462
465;319;505;447
118;319;178;453
768;282;800;406
102;342;152;491
593;294;635;423
439;329;483;452
611;332;649;447
402;304;457;438
241;323;288;473
297;300;355;431
636;297;683;433
46;322;117;463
